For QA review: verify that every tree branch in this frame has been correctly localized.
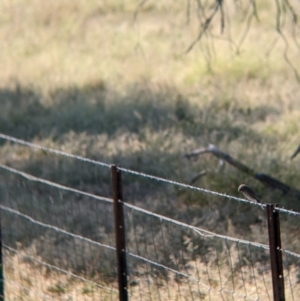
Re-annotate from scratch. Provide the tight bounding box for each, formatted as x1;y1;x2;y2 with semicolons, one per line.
185;144;300;199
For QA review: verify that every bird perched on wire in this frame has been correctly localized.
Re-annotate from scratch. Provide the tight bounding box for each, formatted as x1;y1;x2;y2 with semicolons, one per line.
238;184;264;210
291;144;300;160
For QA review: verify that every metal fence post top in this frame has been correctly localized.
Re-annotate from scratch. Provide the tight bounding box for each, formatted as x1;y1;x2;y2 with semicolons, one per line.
111;164;118;170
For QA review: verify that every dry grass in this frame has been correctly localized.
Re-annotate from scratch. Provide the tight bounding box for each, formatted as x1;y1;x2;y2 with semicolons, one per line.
5;246;300;300
1;0;300;300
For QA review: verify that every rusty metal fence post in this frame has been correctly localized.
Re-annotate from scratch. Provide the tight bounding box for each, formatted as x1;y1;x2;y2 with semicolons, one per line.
0;212;4;301
111;165;128;301
266;204;285;301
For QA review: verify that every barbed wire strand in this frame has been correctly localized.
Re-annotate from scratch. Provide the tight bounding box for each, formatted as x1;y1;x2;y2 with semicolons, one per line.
0;204;216;292
0;161;276;251
122;201;270;251
119;166;300;216
118;166;265;207
0;205;206;296
124;205;273;300
0;205;116;252
4;244;118;294
0;163;112;204
1;203;264;300
1;133;300;217
1;204;210;290
282;249;300;259
0;133;111;168
2;205;184;298
2;134;300;299
3;171;300;276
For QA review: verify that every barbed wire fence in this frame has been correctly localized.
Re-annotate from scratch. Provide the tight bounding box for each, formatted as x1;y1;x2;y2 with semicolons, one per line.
0;133;300;300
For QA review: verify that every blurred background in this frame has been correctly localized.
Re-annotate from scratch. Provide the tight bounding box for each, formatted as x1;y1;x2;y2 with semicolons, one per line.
1;0;300;299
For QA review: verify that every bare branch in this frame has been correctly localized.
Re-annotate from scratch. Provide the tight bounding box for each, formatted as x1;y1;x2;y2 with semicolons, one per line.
186;2;221;53
219;0;225;34
249;0;259;22
236;7;254;54
190;170;207;184
185;144;300;199
133;0;149;24
185;144;255;175
133;0;300;81
186;0;192;25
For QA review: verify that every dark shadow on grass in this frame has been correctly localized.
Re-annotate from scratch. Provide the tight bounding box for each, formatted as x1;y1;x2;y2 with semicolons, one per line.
0;82;178;140
0;81;284;202
0;81;294;211
0;81;278;143
2;81;299;277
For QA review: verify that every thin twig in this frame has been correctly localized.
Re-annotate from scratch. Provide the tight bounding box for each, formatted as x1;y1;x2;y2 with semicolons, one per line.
133;0;149;23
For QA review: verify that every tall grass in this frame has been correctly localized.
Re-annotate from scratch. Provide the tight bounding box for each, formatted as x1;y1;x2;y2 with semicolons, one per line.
1;0;300;299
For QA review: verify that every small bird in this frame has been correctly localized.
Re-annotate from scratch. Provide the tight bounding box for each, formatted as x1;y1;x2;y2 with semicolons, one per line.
291;144;300;160
238;184;264;210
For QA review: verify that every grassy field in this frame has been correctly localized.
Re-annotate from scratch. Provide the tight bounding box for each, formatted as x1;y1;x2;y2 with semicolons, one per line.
1;0;300;299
